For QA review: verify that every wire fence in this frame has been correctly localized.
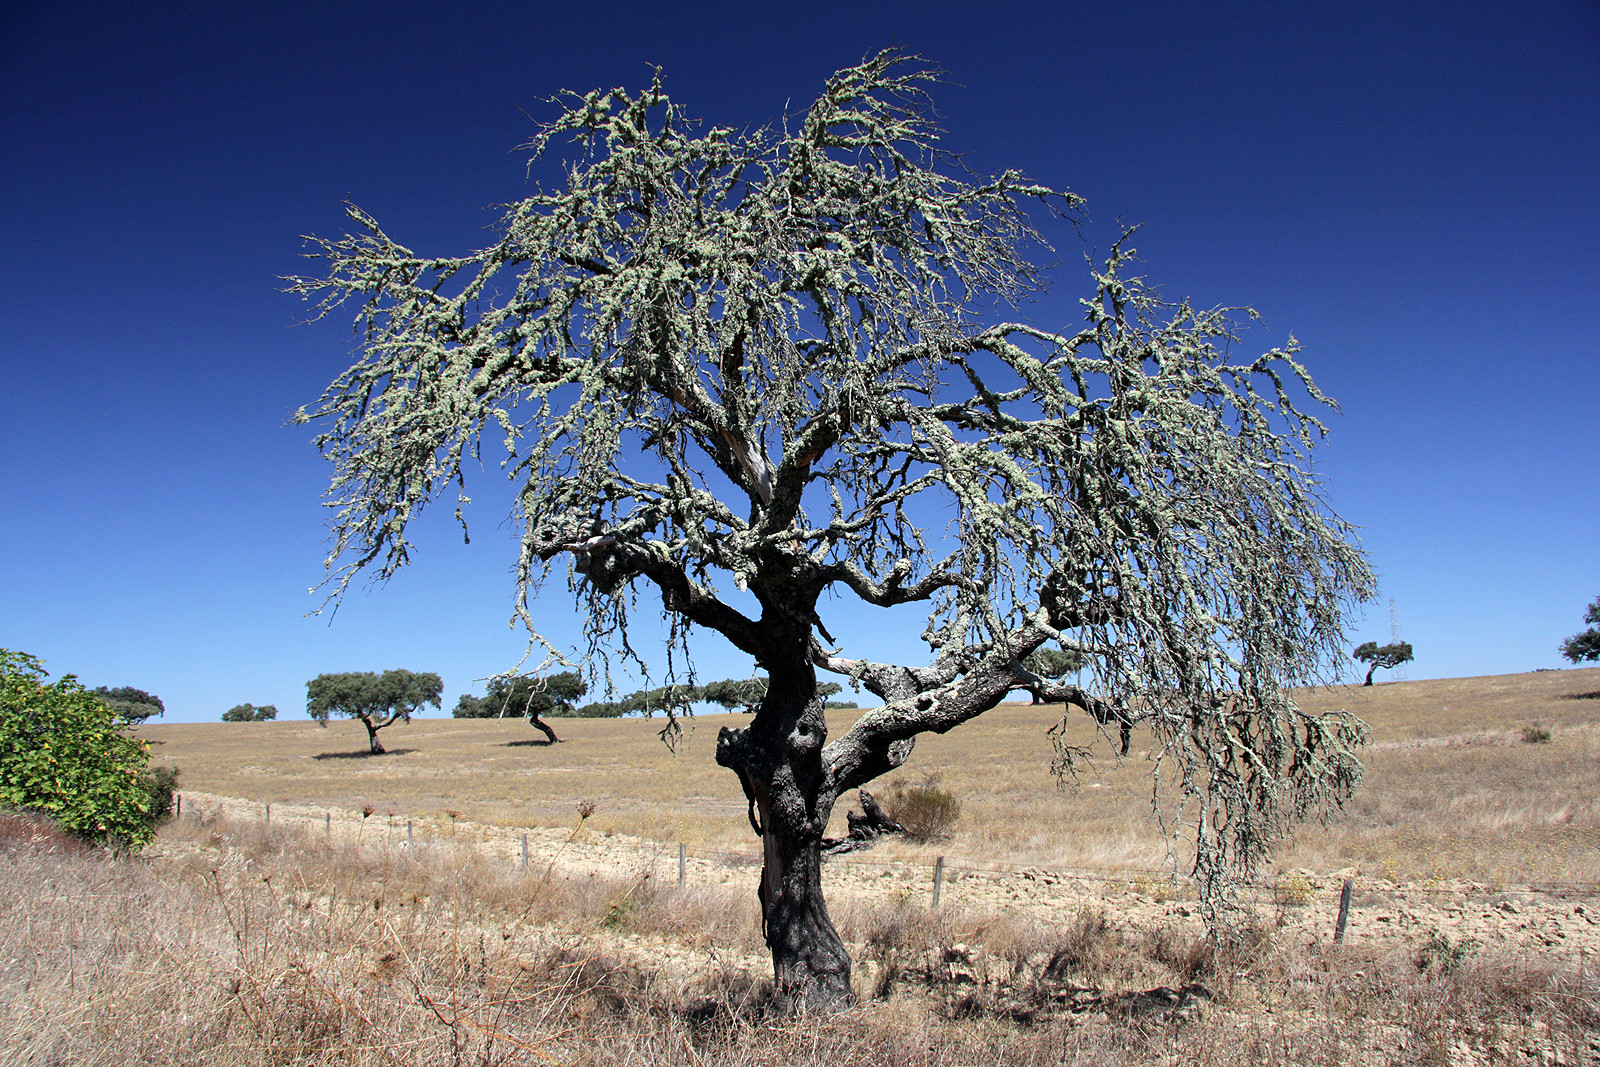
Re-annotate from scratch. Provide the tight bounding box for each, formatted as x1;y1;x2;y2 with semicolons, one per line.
173;791;1600;909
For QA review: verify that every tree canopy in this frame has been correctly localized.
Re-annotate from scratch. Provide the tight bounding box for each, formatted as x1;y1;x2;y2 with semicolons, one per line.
454;671;585;743
306;669;441;754
93;685;164;723
1352;640;1413;686
1559;597;1600;664
454;672;587;718
293;52;1374;1009
573;677;843;716
221;703;279;722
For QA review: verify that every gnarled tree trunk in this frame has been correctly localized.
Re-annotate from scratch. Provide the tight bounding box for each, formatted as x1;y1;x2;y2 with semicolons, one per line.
361;716;386;754
716;655;852;1012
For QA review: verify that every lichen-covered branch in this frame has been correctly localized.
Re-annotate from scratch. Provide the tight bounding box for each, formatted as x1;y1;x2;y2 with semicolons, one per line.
294;50;1374;957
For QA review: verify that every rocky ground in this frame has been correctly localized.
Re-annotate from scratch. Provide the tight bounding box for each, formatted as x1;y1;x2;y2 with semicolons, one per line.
173;789;1600;981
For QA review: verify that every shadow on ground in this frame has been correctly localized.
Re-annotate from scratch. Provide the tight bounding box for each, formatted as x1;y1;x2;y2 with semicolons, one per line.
311;748;420;760
499;738;558;747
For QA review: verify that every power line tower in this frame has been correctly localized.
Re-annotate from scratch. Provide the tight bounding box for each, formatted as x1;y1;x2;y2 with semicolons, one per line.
1389;597;1409;681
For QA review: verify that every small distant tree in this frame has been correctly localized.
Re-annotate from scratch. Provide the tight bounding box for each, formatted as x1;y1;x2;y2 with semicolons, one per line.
93;685;164;723
1559;597;1600;663
700;678;842;713
1021;647;1084;703
1;650;176;849
222;703;278;722
454;671;586;743
293;54;1374;1009
1353;641;1414;686
571;697;631;718
306;670;441;754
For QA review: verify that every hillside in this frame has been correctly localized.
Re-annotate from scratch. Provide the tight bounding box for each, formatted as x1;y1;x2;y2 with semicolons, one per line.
143;667;1600;887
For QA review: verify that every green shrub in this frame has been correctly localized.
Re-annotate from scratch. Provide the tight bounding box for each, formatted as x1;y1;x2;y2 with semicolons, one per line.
1416;929;1476;974
886;775;961;841
1520;722;1552;744
0;649;176;849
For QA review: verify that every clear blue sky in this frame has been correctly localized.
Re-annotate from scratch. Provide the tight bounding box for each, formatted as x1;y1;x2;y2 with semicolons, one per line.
3;1;1596;722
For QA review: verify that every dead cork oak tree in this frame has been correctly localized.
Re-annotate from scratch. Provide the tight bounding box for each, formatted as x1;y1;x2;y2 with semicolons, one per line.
291;52;1375;1012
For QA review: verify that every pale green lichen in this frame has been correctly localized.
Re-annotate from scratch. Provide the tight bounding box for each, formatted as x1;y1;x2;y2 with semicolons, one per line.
290;50;1375;921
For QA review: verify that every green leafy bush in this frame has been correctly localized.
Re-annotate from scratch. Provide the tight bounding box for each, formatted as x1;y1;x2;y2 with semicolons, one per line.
886;775;962;842
1520;722;1553;744
0;649;176;849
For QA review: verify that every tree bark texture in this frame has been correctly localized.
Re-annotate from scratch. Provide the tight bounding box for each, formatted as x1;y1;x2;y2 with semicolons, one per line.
529;716;561;744
361;717;386;754
717;653;853;1012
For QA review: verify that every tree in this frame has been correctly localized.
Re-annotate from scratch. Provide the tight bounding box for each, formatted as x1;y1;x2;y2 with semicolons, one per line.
292;53;1373;1010
1;650;176;849
93;685;164;723
222;703;278;722
454;671;586;743
700;677;842;713
1352;641;1413;686
1559;597;1600;663
305;670;440;754
1021;647;1084;703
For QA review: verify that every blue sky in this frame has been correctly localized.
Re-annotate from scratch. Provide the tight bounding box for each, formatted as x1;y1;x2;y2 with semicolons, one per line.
3;0;1596;722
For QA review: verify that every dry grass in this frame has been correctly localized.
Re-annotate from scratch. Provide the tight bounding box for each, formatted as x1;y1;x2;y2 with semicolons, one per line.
143;667;1600;886
2;812;1595;1066
8;669;1598;1063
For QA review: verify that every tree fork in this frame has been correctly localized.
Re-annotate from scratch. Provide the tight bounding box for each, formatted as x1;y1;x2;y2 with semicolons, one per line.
362;716;385;755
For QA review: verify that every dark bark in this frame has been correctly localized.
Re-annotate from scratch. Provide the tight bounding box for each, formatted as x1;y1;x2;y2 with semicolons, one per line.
823;789;905;857
529;715;561;744
716;649;853;1012
362;716;386;754
1363;664;1377;687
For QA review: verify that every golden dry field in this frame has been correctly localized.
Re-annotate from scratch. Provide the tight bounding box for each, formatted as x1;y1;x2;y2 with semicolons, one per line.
143;666;1600;888
6;668;1598;1066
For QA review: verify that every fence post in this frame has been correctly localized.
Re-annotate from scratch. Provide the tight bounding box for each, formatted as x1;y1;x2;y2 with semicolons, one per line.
931;856;945;909
1334;879;1354;942
521;833;529;870
678;843;687;891
175;794;181;817
325;811;331;836
407;820;414;847
265;803;270;825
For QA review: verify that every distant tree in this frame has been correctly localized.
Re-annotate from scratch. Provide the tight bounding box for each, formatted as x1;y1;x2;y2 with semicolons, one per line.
93;685;164;723
1352;641;1414;686
698;677;766;713
293;54;1373;1009
1559;597;1600;663
1;649;177;848
221;703;278;722
1021;647;1084;703
570;697;631;718
306;670;441;754
454;672;586;743
700;678;842;713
